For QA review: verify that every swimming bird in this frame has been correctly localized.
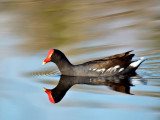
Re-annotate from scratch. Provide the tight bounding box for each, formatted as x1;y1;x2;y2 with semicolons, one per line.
42;49;146;77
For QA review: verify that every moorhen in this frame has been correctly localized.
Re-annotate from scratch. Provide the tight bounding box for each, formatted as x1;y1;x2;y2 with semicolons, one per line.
42;49;146;77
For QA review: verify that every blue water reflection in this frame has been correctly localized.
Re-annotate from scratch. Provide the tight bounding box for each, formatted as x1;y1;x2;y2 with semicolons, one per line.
0;0;159;120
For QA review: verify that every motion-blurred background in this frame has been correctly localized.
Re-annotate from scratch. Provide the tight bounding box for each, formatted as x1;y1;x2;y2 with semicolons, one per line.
0;0;159;120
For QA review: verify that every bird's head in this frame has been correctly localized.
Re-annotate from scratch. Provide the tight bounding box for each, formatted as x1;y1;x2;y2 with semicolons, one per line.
42;49;54;65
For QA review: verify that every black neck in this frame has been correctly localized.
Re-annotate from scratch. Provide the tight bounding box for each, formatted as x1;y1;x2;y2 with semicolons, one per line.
51;49;73;75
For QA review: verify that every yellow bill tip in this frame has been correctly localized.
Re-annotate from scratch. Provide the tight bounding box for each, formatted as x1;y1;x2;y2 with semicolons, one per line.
43;88;47;91
42;62;46;65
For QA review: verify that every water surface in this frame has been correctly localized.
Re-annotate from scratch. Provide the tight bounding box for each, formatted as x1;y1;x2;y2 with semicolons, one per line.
0;0;159;120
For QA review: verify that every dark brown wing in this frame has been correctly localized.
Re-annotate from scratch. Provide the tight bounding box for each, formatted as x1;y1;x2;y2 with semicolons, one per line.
101;50;133;60
85;50;134;69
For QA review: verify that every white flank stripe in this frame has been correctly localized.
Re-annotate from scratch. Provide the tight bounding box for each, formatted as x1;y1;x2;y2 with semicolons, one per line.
114;65;120;69
106;67;112;72
119;68;124;72
89;68;106;73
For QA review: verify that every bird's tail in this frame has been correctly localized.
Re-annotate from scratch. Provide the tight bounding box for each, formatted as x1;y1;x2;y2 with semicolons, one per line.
123;57;147;74
129;57;147;68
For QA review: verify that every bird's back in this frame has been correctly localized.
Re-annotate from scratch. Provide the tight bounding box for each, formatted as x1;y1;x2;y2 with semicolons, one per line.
72;51;135;76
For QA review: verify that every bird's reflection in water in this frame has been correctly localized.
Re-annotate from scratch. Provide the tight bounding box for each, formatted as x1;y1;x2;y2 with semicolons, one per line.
43;75;146;103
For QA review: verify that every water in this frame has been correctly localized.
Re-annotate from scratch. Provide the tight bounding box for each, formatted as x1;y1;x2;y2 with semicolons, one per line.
0;0;160;120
